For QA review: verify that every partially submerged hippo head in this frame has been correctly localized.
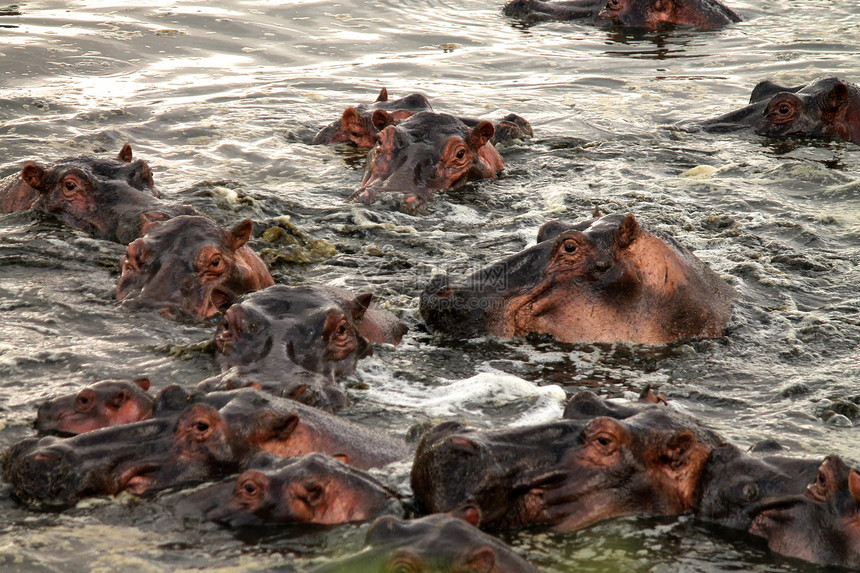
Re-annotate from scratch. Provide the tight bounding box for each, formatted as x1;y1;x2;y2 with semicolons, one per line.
748;455;860;568
351;111;504;213
421;212;736;344
412;392;723;531
313;514;540;573
214;285;373;381
312;88;434;148
702;77;860;145
206;452;396;526
116;215;274;319
35;378;156;436
1;144;194;243
3;403;249;506
595;0;741;30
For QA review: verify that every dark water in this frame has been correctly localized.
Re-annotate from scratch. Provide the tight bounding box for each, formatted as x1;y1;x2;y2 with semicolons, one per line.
1;0;860;571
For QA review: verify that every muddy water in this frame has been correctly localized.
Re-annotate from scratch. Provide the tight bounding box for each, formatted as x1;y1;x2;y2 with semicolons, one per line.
1;0;860;571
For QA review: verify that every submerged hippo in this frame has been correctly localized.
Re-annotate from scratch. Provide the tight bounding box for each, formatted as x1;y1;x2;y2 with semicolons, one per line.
35;378;156;436
204;452;399;526
0;144;196;243
702;77;860;145
4;388;408;505
421;212;736;344
694;443;821;530
350;111;505;214
411;391;723;531
312;88;434;148
116;215;274;319
748;455;860;568
198;284;406;410
313;514;540;573
504;0;740;30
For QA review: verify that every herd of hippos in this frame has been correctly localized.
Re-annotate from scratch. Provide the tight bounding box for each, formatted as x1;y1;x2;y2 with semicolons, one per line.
2;0;860;570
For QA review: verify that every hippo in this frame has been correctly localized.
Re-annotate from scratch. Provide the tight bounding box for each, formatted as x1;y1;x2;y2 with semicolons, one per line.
693;443;821;530
197;284;406;410
4;388;409;506
420;212;736;344
702;77;860;145
115;215;275;320
504;0;740;29
350;111;505;214
312;88;434;148
411;391;723;531
35;378;156;436
0;144;196;243
204;452;399;526
747;455;860;568
312;514;540;573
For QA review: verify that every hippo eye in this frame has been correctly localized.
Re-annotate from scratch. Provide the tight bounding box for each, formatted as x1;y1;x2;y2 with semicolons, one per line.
565;243;577;253
242;482;258;496
64;181;75;191
456;149;465;159
195;421;210;433
608;0;621;9
304;483;324;505
210;256;222;268
61;178;80;197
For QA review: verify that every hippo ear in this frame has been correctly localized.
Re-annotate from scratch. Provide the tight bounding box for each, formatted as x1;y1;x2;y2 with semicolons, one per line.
468;121;495;150
376;87;388;102
638;385;667;405
593;205;603;218
139;213;167;237
333;453;351;465
153;385;189;416
261;413;300;441
849;469;860;505
654;0;672;12
460;547;496;573
117;144;134;163
615;214;640;249
450;504;482;527
210;287;236;314
825;81;851;112
21;163;46;191
341;106;361;126
228;219;254;251
354;292;373;321
663;431;697;471
371;109;394;131
132;378;151;392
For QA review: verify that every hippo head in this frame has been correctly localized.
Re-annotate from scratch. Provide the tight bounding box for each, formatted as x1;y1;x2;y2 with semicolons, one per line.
421;213;642;341
411;420;585;529
315;513;540;573
312;88;433;148
3;403;248;506
35;378;156;436
351;111;503;213
748;455;860;568
18;144;184;244
214;285;372;381
116;215;274;320
206;452;394;526
595;0;740;30
703;77;860;145
412;393;722;531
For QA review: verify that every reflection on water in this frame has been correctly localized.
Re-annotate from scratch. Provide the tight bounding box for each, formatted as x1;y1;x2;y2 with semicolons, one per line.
1;0;860;571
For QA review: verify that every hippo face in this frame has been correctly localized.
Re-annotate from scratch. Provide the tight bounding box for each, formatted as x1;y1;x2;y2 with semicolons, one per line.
207;453;393;526
315;514;541;573
3;404;246;506
412;395;722;531
352;112;503;213
421;213;735;344
312;88;433;148
15;145;184;244
748;456;860;568
35;378;155;436
536;411;719;531
411;420;587;529
116;215;274;319
214;285;372;381
703;77;860;145
595;0;741;30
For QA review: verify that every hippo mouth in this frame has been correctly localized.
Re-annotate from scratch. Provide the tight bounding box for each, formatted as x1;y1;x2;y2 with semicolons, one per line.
747;495;806;537
118;463;161;496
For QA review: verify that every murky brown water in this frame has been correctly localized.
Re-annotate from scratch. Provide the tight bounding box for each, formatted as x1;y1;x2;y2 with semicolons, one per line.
1;0;860;571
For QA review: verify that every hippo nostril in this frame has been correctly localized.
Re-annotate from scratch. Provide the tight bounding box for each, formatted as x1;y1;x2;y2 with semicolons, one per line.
436;288;453;298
